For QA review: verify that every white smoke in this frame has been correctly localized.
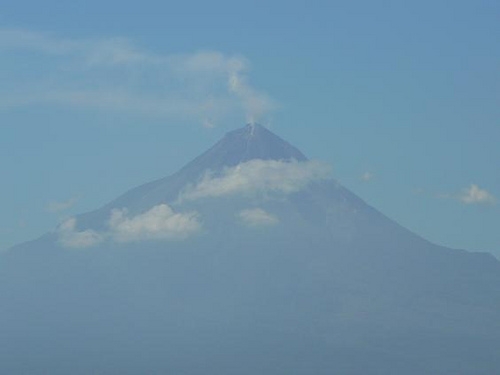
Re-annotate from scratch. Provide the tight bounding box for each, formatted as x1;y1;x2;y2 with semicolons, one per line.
0;29;276;126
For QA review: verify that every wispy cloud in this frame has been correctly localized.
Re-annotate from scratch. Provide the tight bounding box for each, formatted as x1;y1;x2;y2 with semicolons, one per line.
458;184;496;205
108;204;201;243
0;28;276;125
178;159;331;202
0;29;157;64
46;196;79;213
238;208;279;227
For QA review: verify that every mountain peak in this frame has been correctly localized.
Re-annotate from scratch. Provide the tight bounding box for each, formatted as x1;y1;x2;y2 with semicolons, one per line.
74;123;310;227
179;123;307;176
235;122;266;139
220;122;307;162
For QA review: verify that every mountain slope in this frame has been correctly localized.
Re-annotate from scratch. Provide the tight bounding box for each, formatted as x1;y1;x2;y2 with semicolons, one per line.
2;123;500;375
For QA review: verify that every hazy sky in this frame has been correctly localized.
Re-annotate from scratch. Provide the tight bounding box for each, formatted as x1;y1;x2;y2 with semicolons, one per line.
1;0;499;256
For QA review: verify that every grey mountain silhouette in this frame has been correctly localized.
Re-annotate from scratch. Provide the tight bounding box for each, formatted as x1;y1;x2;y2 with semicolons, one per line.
2;124;500;375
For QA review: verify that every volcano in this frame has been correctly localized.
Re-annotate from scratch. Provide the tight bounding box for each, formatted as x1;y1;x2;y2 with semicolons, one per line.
2;124;500;375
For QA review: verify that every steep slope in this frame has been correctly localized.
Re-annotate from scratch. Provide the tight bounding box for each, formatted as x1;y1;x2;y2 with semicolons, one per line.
2;123;500;375
76;123;306;229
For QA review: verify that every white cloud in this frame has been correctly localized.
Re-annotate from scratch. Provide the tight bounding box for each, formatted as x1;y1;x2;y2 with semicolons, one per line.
0;29;275;125
459;184;496;205
108;204;201;243
57;218;103;249
360;172;374;182
238;208;279;227
178;159;331;202
46;196;79;213
57;204;201;248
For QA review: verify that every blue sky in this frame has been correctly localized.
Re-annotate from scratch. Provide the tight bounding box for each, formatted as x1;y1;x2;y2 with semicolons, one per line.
1;0;499;256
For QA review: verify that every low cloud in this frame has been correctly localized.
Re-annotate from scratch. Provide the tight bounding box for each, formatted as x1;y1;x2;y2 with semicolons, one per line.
57;218;103;249
0;28;275;125
57;204;201;248
459;184;496;205
109;204;201;243
238;208;279;227
46;196;79;213
178;159;331;202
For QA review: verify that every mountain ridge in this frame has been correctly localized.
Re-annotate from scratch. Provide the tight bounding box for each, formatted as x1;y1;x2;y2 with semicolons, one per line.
75;123;309;230
2;123;500;375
